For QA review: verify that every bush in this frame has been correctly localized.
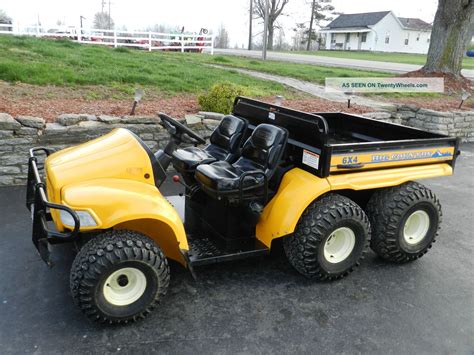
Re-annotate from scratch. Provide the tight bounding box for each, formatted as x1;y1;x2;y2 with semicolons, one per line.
198;82;245;114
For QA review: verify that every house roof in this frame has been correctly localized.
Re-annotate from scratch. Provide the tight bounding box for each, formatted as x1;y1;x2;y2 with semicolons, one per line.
325;11;432;32
325;11;390;29
398;17;432;30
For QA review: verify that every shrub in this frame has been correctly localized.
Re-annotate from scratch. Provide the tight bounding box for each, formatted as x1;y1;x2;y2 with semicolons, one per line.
198;82;245;114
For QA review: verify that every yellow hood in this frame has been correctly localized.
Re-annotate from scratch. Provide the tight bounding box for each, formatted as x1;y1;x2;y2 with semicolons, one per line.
46;128;156;206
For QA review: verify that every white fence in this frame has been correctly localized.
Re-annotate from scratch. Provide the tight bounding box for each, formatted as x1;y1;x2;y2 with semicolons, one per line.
0;23;214;54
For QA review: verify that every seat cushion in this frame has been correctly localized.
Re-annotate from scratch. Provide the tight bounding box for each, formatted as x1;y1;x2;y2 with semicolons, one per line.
209;115;247;155
172;146;219;171
172;115;247;173
195;161;264;192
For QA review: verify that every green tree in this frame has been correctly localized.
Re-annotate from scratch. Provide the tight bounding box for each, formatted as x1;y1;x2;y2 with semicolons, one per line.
306;0;335;50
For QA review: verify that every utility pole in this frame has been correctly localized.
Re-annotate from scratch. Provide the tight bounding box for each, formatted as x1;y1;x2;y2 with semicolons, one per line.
262;0;269;60
108;0;111;30
248;0;253;50
307;0;316;51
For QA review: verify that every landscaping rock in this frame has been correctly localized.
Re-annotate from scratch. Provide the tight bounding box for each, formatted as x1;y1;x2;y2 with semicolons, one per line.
417;108;452;117
185;114;203;125
98;115;121;124
198;111;225;120
57;113;87;126
79;114;97;121
0;113;21;130
397;104;419;112
0;130;14;138
78;120;107;128
122;115;160;124
0;166;21;174
15;127;39;136
15;116;45;129
364;112;392;120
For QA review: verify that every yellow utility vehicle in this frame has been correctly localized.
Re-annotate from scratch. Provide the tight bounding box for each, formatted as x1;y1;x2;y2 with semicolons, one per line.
26;97;460;324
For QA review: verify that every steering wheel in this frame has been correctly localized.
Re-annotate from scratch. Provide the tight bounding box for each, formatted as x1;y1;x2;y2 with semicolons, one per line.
158;113;206;145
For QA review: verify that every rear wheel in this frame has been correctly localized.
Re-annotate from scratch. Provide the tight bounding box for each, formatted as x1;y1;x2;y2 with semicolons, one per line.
366;181;442;263
70;230;170;324
283;194;370;281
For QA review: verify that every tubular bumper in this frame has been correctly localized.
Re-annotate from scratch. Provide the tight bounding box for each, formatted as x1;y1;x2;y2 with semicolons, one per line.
26;147;80;267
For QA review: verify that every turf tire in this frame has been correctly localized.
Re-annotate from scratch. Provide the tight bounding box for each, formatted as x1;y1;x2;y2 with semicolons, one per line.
366;181;442;263
70;230;170;324
283;194;371;281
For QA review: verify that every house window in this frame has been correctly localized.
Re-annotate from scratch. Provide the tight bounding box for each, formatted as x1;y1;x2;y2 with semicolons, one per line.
405;38;409;45
361;33;367;43
331;33;336;43
385;34;390;44
345;33;350;42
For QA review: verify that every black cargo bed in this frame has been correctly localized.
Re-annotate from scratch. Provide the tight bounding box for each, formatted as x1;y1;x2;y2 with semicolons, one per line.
232;97;460;178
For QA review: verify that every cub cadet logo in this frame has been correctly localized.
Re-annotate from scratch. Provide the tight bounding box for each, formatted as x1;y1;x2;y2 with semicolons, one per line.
370;150;451;163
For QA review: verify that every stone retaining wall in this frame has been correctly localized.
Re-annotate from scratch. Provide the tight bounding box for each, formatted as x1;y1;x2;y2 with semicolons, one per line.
0;106;473;186
364;105;474;141
0;113;219;186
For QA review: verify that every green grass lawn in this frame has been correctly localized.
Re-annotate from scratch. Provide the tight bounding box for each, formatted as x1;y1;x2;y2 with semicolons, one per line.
196;55;390;84
0;35;391;97
284;50;474;70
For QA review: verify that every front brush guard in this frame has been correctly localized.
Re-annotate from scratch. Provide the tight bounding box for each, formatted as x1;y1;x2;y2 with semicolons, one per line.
26;148;80;267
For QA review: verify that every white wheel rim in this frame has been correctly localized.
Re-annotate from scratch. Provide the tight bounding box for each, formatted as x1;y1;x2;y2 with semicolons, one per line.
103;267;147;306
403;210;430;245
324;227;356;263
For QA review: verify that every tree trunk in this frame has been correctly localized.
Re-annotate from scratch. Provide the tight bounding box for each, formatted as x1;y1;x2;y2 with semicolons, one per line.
307;0;316;51
422;0;474;76
267;25;274;50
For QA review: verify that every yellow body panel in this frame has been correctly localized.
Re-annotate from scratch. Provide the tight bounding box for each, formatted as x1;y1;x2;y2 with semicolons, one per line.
255;163;453;246
46;128;155;230
256;168;331;247
44;128;188;265
61;179;188;264
327;163;453;190
330;146;455;172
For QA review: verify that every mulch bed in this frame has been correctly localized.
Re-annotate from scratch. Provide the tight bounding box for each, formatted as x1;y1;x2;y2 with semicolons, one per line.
0;82;373;121
1;79;472;123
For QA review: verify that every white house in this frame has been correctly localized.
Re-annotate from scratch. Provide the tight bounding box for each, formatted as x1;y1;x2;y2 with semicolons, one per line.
320;11;432;54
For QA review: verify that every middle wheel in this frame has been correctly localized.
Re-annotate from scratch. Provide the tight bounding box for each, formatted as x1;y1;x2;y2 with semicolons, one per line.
283;194;371;280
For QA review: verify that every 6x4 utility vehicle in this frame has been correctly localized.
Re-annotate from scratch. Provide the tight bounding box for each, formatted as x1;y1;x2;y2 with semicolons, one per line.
26;97;460;324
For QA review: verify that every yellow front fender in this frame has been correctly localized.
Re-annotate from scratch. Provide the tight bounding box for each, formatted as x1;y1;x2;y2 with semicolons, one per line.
61;179;188;265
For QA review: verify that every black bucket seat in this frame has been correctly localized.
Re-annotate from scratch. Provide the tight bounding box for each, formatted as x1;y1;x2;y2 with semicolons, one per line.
172;115;247;173
195;123;288;201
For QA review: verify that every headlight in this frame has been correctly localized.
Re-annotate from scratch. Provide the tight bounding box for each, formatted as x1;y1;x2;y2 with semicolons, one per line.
59;210;97;227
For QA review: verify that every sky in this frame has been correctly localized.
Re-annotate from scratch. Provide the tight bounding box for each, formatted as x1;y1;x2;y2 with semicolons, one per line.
0;0;438;47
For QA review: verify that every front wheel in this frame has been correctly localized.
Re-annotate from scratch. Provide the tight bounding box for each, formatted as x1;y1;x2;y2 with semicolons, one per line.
283;194;371;281
70;230;170;324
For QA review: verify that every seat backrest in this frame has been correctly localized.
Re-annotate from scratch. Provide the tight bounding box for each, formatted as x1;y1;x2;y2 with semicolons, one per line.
208;115;247;156
236;124;288;176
